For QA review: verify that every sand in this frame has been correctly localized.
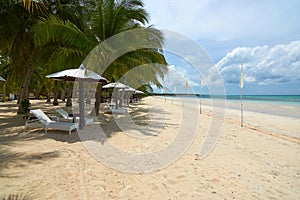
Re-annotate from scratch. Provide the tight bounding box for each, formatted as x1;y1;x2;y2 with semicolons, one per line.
0;97;299;199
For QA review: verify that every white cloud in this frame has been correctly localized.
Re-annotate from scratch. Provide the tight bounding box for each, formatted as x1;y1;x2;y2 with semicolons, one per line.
216;40;300;85
160;64;199;93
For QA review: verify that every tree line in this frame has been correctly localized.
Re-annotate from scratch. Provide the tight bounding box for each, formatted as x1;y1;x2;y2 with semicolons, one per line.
0;0;168;115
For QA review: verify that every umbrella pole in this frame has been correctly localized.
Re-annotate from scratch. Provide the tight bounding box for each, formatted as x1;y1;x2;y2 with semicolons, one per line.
115;90;118;109
79;81;86;129
120;89;124;108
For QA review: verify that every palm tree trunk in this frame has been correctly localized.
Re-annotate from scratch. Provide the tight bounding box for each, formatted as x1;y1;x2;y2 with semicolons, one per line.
61;83;66;102
17;65;34;114
46;92;51;103
90;82;102;116
2;84;6;102
66;82;73;107
34;89;38;99
53;80;59;105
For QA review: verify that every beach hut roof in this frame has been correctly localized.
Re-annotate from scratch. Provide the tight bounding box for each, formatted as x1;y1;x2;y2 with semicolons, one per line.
120;86;136;92
102;82;128;89
46;64;107;83
135;90;144;94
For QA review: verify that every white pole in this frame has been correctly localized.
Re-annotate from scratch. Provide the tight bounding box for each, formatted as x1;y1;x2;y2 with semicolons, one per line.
239;64;244;127
200;76;203;114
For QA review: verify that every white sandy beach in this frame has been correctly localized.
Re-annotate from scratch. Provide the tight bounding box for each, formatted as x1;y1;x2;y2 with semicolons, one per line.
0;97;299;199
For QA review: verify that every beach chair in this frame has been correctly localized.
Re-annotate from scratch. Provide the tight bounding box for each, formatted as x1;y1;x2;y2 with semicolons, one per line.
106;103;127;114
9;93;15;100
25;109;78;135
56;108;93;125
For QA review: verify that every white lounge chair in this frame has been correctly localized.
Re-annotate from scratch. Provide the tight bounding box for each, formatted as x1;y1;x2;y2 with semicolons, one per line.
106;103;127;114
9;93;15;100
25;109;78;135
55;108;93;125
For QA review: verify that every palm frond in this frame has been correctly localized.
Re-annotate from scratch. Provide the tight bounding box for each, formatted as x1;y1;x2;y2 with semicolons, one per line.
33;15;93;51
48;46;86;69
22;0;47;14
91;0;106;41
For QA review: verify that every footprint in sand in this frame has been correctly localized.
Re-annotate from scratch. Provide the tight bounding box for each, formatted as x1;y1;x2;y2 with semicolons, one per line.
177;175;186;180
164;175;186;187
167;179;177;185
210;178;221;184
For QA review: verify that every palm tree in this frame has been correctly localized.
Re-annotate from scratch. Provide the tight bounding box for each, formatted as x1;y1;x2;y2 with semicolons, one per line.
0;0;89;112
0;0;45;113
33;0;167;115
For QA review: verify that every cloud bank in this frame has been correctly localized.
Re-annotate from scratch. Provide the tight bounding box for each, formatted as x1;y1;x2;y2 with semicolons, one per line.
217;41;300;85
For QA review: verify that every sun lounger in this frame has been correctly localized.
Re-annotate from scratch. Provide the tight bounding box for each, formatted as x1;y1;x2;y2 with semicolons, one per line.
9;93;15;100
55;108;93;125
106;103;127;114
25;109;78;135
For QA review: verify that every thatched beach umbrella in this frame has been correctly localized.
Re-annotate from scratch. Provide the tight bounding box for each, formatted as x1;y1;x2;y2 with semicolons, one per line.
121;86;136;106
0;76;5;82
102;82;128;89
46;64;108;129
102;82;129;109
135;90;144;94
133;89;144;102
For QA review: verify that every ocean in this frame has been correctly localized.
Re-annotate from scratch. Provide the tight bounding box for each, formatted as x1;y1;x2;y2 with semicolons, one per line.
155;94;300;119
222;95;300;118
224;95;300;104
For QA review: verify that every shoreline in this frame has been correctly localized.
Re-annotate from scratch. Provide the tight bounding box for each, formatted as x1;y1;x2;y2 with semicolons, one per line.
155;96;300;140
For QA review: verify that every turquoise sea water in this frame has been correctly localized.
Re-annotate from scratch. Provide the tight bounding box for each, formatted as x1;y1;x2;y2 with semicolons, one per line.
206;95;300;118
224;95;300;104
224;95;300;118
156;94;300;118
193;95;300;104
156;94;300;103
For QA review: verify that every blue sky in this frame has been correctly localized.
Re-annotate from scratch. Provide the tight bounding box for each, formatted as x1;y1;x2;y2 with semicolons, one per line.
143;0;300;95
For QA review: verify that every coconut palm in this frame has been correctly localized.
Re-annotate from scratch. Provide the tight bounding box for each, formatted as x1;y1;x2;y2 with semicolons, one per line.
0;0;89;112
0;0;47;112
33;0;167;115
